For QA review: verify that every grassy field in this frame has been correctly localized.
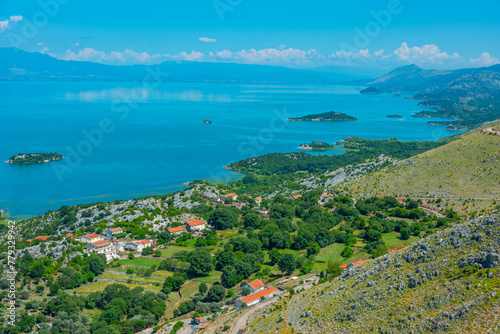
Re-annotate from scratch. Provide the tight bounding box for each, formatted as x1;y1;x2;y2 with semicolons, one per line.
97;268;172;283
118;257;164;267
72;281;162;294
160;245;195;257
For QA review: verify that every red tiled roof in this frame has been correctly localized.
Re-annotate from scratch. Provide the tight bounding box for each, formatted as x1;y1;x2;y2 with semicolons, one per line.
27;239;33;242
66;233;74;237
84;234;100;239
133;239;151;245
247;279;264;291
227;193;237;197
109;227;123;232
35;236;48;240
293;194;302;199
239;286;278;304
91;240;110;247
339;264;348;269
186;219;205;227
255;197;262;201
168;226;186;233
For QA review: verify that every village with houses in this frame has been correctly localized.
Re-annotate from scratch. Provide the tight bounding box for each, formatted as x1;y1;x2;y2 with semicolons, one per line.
6;182;451;334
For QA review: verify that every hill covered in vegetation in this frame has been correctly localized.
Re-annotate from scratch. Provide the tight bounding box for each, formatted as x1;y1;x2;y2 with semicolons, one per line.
347;121;500;214
245;215;500;333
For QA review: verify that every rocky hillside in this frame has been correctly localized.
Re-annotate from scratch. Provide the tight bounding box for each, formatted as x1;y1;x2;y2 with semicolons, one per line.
346;122;500;214
246;215;500;333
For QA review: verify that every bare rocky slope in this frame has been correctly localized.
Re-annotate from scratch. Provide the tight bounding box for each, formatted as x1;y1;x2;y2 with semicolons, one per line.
246;215;500;333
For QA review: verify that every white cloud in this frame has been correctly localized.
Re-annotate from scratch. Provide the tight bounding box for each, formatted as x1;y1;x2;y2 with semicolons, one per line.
470;52;500;67
0;15;23;33
199;37;217;43
9;15;23;23
48;44;498;70
40;47;49;54
71;42;80;47
37;42;44;46
393;42;461;65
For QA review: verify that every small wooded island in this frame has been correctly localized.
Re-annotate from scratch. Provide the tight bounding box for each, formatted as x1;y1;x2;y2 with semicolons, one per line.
360;86;382;94
298;141;337;151
287;111;357;122
387;114;403;118
202;120;212;124
5;153;63;164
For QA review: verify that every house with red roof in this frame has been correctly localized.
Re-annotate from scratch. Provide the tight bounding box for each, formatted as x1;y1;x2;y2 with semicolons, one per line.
65;233;74;237
244;279;265;293
293;194;302;199
81;234;102;243
185;219;206;232
35;236;49;241
106;227;124;238
340;259;371;270
235;286;278;308
254;197;262;205
86;240;116;261
167;225;187;236
124;239;153;252
226;193;238;201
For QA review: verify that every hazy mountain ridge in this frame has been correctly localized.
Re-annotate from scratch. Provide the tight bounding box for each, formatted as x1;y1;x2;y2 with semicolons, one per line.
0;47;370;83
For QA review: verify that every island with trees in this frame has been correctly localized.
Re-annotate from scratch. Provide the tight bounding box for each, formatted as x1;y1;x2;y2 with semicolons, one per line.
5;152;63;164
387;114;403;118
298;141;337;151
287;111;357;122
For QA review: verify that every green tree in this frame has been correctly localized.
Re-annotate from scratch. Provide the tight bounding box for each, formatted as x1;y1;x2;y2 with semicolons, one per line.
326;260;343;277
49;283;60;296
199;282;208;294
87;255;107;275
306;242;320;256
241;286;251;296
188;248;214;276
269;248;281;265
341;246;353;259
209;207;238;230
400;227;412;240
207;284;226;302
277;254;296;275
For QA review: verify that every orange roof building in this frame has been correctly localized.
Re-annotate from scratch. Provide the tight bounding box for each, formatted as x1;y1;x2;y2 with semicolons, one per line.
167;226;187;235
245;279;265;293
236;286;278;307
293;194;302;199
35;236;48;240
340;259;371;270
81;233;102;243
185;219;206;232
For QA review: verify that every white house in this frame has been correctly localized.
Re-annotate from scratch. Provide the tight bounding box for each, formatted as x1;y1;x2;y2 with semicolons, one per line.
254;197;262;205
244;279;265;293
226;193;238;201
235;286;278;308
86;240;116;262
124;239;153;252
80;234;102;243
185;219;206;232
106;227;124;238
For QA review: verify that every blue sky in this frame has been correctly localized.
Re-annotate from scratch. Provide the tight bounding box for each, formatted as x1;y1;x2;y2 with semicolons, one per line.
1;0;499;69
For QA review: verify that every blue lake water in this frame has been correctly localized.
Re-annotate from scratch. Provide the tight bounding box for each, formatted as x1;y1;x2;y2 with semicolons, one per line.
0;81;456;218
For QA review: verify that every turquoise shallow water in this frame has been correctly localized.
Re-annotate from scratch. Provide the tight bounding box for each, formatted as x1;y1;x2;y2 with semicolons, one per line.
0;81;456;218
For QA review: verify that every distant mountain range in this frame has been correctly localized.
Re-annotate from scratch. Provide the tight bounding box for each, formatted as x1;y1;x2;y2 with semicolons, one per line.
0;47;374;83
366;63;500;94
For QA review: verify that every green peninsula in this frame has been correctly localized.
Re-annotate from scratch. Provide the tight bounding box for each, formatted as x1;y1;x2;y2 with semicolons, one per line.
5;152;63;164
287;111;357;122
